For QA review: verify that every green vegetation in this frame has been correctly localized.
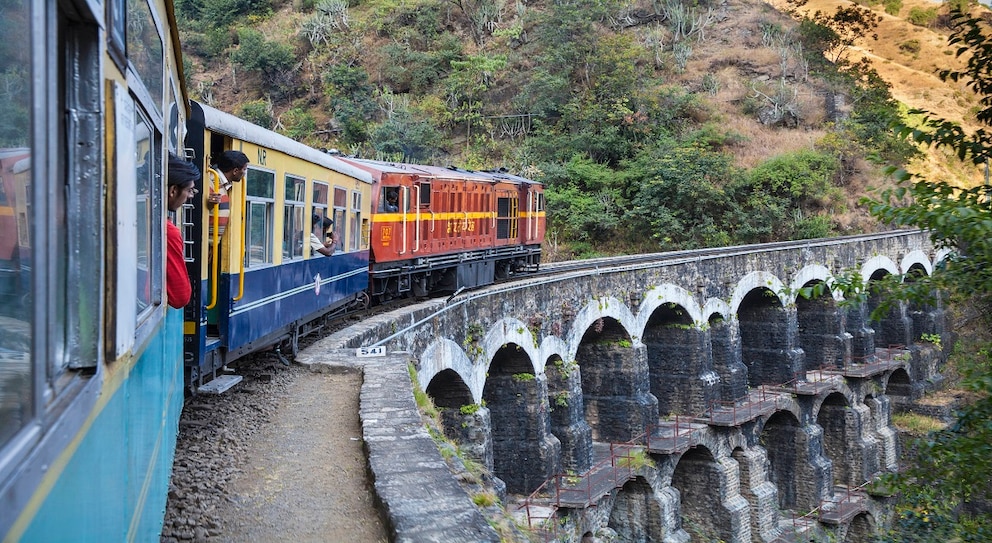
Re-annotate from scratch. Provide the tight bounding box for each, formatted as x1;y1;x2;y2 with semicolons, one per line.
617;449;654;470
408;363;439;419
174;0;939;257
891;412;947;436
866;8;992;541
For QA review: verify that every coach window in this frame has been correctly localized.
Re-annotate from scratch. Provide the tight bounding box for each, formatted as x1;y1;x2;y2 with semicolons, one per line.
135;113;163;316
313;180;329;220
0;0;33;455
350;190;362;251
283;175;305;259
332;187;347;252
245;168;275;267
0;0;103;475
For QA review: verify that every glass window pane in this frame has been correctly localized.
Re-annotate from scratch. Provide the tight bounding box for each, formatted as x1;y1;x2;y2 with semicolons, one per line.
285;175;304;202
126;0;163;111
0;0;32;448
135;112;156;314
246;168;274;198
247;202;269;266
313;182;328;205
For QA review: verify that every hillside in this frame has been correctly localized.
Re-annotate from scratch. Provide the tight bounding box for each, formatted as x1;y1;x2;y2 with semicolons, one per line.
176;0;989;254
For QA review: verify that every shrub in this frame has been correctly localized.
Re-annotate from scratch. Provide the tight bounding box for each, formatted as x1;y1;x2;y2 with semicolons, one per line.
240;99;273;129
883;0;902;16
907;7;937;27
281;107;317;141
230;28;295;77
899;39;921;56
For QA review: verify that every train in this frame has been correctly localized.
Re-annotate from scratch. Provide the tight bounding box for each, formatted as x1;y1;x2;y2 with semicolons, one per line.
181;102;545;392
0;0;544;540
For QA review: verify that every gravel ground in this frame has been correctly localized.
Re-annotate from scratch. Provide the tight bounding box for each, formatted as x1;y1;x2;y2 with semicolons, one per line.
161;351;388;543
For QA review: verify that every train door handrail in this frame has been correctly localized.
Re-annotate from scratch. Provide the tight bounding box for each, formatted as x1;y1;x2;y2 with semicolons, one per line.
527;188;534;242
234;177;247;301
399;186;409;255
413;184;420;253
205;168;221;310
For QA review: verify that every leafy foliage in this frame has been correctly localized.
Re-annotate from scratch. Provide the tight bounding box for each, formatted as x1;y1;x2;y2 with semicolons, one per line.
240;99;274;129
866;8;992;541
230;28;295;78
323;65;379;145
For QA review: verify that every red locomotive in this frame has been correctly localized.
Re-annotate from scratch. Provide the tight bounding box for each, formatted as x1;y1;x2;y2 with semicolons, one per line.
336;158;545;302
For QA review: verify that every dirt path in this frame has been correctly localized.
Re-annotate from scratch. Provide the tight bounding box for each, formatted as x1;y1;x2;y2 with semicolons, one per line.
209;368;388;543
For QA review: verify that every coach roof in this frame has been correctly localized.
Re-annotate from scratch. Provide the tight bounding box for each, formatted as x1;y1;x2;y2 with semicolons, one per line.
191;101;373;184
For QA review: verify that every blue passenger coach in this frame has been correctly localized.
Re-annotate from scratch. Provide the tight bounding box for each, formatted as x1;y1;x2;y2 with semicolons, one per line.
182;102;374;392
0;0;190;540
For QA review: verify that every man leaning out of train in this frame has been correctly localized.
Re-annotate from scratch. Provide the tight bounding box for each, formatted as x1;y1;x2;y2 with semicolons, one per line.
166;153;200;308
206;150;249;242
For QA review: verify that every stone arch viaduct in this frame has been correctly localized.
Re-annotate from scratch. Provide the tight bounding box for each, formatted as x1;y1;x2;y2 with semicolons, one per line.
351;230;949;542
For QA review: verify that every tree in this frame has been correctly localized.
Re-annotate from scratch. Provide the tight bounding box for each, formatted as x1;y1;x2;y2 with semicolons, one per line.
866;9;992;541
788;0;882;64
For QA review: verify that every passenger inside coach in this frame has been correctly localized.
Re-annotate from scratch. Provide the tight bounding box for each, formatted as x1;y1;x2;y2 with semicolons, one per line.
310;215;335;256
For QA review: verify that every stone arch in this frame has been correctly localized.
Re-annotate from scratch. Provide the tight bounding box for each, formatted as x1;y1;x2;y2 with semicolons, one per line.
425;368;474;409
817;392;856;487
737;285;804;386
545;354;593;473
845;512;876;542
426;369;494;473
643;301;718;416
418;338;481;402
885;367;913;402
576;317;658;442
566;296;637;358
607;476;663;542
860;255;900;282
865;264;911;349
761;410;830;510
483;317;542;374
903;262;942;342
789;264;839;304
635;283;705;331
900;249;933;276
731;271;790;312
482;342;561;494
795;277;851;370
671;446;750;543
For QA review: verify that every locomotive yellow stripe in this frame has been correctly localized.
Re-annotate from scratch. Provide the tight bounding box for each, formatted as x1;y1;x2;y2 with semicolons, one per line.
371;211;545;222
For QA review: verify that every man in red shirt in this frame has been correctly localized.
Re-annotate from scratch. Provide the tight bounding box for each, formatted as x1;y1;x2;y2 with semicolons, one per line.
166;153;200;309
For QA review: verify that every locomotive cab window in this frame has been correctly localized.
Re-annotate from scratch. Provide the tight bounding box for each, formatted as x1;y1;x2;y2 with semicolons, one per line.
419;183;431;207
380;187;401;212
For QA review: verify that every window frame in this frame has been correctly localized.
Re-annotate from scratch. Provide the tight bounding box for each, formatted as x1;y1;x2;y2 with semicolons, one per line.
0;0;111;523
283;174;306;261
244;166;275;268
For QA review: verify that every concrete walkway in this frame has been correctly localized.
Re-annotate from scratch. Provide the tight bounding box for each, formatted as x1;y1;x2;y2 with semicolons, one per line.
297;308;500;543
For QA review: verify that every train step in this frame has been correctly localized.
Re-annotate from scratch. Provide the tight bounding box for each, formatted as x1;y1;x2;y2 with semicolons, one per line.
197;374;243;394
